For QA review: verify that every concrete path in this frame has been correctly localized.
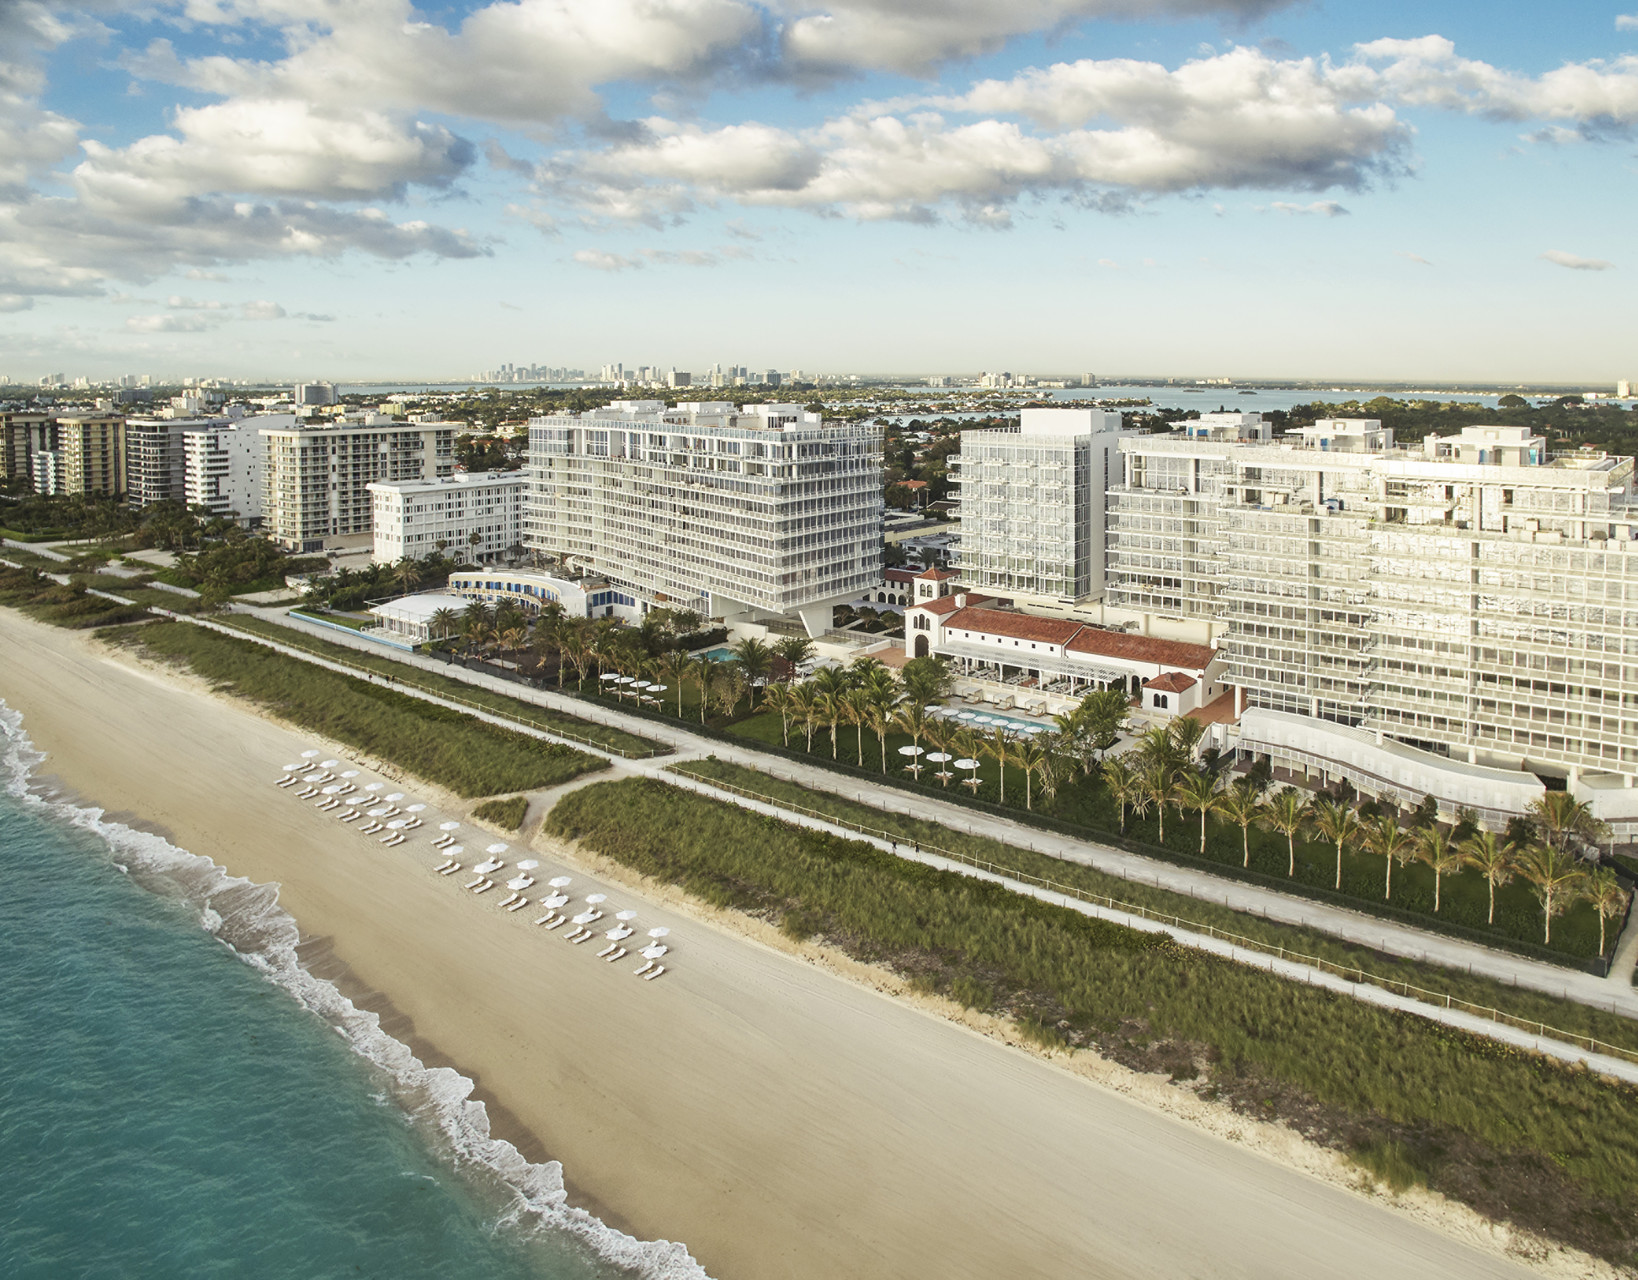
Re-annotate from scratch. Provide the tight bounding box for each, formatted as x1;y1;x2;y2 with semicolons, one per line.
228;602;1638;1021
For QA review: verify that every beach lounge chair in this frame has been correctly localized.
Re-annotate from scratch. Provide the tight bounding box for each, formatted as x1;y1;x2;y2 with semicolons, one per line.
359;822;383;835
439;863;462;876
379;807;400;818
498;892;520;908
383;834;406;847
277;778;300;788
563;927;588;942
294;787;317;798
633;960;656;977
463;876;485;890
570;930;596;945
435;860;456;873
596;942;620;958
604;948;627;963
643;966;667;981
274;774;293;786
505;897;530;912
534;914;557;927
339;811;361;823
544;916;568;930
401;817;422;829
473;880;495;895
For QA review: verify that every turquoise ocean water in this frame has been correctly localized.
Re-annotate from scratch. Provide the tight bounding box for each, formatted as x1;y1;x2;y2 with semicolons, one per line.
0;705;704;1280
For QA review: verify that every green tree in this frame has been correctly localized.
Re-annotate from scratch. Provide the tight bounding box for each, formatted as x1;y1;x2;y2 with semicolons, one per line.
773;634;815;673
900;655;952;706
1138;758;1174;842
1078;687;1131;761
731;636;773;707
1173;769;1221;854
1258;787;1308;877
1308;797;1359;890
1363;814;1415;901
1514;843;1589;945
763;681;797;746
1585;867;1631;957
1415;825;1463;913
1457;830;1515;926
1215;778;1264;868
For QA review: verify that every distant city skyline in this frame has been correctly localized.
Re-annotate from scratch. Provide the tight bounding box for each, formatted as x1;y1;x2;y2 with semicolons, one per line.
1;1;1634;383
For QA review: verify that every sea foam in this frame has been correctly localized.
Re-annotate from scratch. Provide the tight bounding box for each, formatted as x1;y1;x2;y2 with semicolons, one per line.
0;700;709;1280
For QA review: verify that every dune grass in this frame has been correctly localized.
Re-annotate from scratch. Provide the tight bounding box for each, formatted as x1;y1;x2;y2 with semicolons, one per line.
0;567;153;629
670;757;1638;1056
114;621;607;798
216;613;666;758
472;796;530;831
548;776;1638;1262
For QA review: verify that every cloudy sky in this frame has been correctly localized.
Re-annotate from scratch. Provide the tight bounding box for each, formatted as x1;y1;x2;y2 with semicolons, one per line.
2;1;1635;383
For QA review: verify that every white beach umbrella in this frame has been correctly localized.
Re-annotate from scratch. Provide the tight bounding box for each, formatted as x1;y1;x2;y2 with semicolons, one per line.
367;807;389;817
647;927;671;938
387;819;409;830
301;750;320;758
897;745;924;757
320;785;342;794
615;909;638;921
599;672;621;682
640;943;668;960
543;893;569;908
925;752;953;764
586;893;607;904
282;762;301;771
548;876;572;888
406;803;426;813
444;844;464;856
571;909;599;924
364;782;384;792
320;759;339;768
517;859;540;870
507;875;532;890
439;821;460;832
486;843;508;854
340;770;359;778
385;793;405;803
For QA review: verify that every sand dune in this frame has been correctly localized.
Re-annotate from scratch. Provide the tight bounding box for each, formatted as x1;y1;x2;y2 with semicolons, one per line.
0;610;1566;1280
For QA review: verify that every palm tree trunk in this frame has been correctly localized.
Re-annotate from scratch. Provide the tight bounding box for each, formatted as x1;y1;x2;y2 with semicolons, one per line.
1434;872;1442;912
879;730;887;773
1335;841;1343;890
1200;811;1207;853
1287;835;1294;877
1242;826;1250;867
1155;801;1163;841
856;724;863;763
1488;879;1495;926
1384;856;1392;900
1543;890;1552;944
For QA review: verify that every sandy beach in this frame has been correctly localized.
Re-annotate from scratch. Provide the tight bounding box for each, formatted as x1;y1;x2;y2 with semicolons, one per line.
0;609;1576;1280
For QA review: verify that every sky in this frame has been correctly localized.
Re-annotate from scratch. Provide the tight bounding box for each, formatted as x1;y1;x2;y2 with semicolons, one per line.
1;1;1635;384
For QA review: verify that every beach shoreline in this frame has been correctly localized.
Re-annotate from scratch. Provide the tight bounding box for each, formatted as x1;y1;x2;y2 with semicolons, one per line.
0;610;1618;1280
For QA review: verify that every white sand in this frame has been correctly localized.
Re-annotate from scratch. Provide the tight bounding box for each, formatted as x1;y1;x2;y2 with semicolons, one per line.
0;610;1610;1280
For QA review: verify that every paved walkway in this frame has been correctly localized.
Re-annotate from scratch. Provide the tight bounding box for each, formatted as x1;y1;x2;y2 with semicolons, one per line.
221;603;1638;1024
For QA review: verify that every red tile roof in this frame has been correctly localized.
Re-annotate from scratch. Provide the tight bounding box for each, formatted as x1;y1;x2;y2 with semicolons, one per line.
939;607;1084;645
915;566;956;580
1067;628;1216;670
913;592;995;617
893;479;929;489
884;568;917;583
1144;671;1198;693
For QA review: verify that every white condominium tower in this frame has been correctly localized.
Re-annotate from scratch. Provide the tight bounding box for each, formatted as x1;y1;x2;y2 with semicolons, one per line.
951;407;1127;607
368;470;526;565
182;415;288;524
525;400;882;636
1108;420;1638;787
260;416;456;551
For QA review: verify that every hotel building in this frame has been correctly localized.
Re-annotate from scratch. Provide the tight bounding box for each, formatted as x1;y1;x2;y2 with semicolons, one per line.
367;470;525;565
525;401;882;636
950;407;1127;608
31;414;126;496
3;410;55;486
1106;419;1638;822
182;416;285;523
260;416;456;551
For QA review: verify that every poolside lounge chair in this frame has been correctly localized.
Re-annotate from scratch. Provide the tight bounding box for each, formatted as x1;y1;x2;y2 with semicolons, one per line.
642;966;667;981
438;863;463;876
604;948;627;963
505;897;530;913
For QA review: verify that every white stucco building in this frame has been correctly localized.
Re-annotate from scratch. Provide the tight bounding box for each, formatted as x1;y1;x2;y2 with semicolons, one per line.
183;416;285;523
525;400;882;636
368;470;525;565
951;407;1127;607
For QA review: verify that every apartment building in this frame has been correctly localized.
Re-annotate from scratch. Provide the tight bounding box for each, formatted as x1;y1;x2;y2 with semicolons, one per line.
261;416;456;551
125;416;207;507
183;416;284;523
951;407;1127;607
368;470;525;564
525;400;882;635
2;410;54;485
31;414;127;496
1107;420;1638;804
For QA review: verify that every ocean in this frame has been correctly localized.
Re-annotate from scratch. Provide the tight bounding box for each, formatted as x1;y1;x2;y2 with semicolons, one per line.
0;705;705;1280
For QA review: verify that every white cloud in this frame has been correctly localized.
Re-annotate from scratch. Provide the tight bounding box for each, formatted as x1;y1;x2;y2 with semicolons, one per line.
573;248;640;271
1396;250;1432;265
1542;249;1614;270
166;295;227;309
1616;15;1638;31
126;312;220;333
0;294;35;313
242;299;288;319
1268;200;1349;215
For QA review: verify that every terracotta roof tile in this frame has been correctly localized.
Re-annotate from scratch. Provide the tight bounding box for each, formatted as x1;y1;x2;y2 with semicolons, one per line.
913;592;995;616
914;565;957;579
1144;671;1198;692
1067;629;1216;670
939;607;1084;645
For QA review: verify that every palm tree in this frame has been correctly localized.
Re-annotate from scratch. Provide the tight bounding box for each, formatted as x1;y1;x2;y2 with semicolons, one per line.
1138;758;1173;842
866;692;895;773
773;634;815;675
1362;814;1416;901
1100;757;1137;834
654;650;693;719
1173;769;1221;854
893;702;933;775
984;727;1012;803
789;683;818;751
689;656;715;724
1308;797;1359;890
1215;778;1264;867
732;636;773;707
814;689;843;759
1415;826;1463;913
498;623;527;664
843;687;875;766
428;606;460;644
1457;830;1515;926
1513;843;1589;946
763;681;797;746
393;557;421;595
1078;686;1131;761
1584;867;1631;957
1016;739;1049;810
1526;792;1610;859
1258;787;1308;877
1168;714;1206;762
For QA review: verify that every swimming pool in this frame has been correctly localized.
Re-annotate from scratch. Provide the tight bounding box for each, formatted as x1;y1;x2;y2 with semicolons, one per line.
699;646;737;662
937;708;1052;735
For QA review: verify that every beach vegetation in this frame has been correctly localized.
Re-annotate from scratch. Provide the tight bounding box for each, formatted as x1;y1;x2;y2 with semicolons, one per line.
472;796;530;830
111;621;607;797
548;776;1638;1264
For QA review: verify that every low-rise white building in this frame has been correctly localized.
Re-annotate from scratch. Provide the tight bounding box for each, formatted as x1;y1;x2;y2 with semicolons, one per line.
444;568;643;622
368;470;525;565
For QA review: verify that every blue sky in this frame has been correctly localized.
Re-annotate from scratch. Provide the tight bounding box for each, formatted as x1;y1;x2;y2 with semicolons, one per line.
1;1;1635;383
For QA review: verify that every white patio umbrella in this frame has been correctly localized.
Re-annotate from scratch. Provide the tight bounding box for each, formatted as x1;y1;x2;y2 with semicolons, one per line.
599;672;621;682
548;876;572;888
320;759;339;768
406;803;426;813
301;750;320;758
517;859;540;870
367;807;390;817
444;845;464;856
282;762;301;771
340;770;359;778
364;782;384;792
954;757;981;787
615;909;638;920
321;785;342;794
506;875;533;890
486;843;508;854
586;893;607;904
640;943;668;959
438;821;459;832
387;819;409;830
646;927;670;939
649;684;667;693
633;681;652;689
926;752;953;763
385;793;405;803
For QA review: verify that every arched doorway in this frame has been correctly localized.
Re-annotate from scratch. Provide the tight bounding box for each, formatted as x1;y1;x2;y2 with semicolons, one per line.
914;634;930;658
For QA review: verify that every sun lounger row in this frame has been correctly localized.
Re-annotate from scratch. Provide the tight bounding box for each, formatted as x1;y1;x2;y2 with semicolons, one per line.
436;861;462;875
634;961;667;980
379;832;406;847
